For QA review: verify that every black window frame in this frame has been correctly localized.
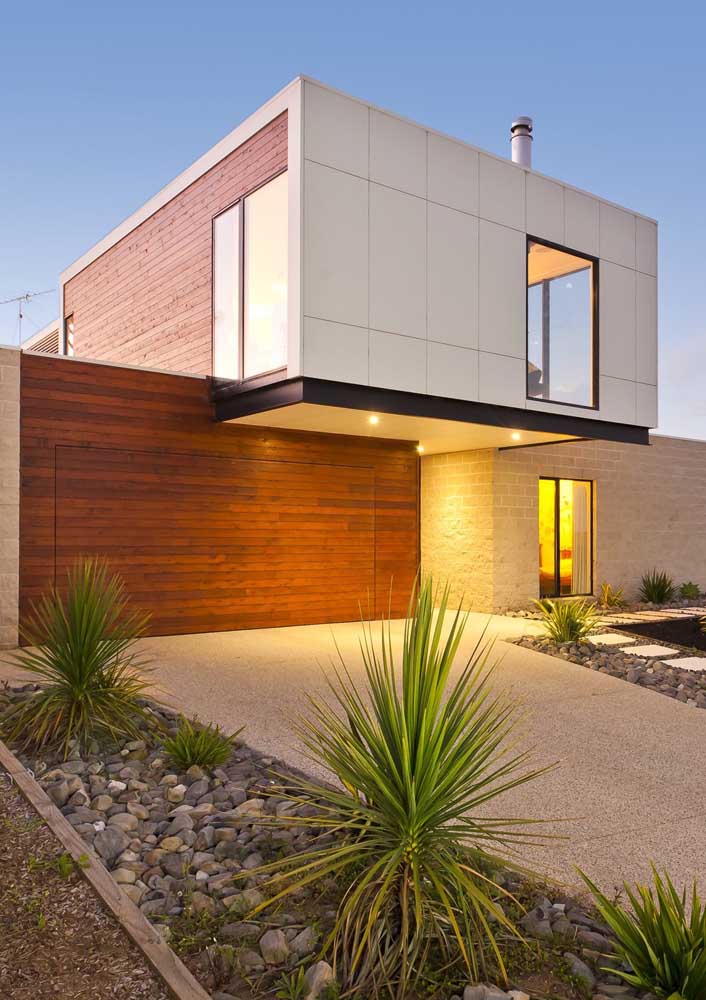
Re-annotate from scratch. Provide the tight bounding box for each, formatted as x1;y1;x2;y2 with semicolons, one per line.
526;236;599;411
538;476;594;599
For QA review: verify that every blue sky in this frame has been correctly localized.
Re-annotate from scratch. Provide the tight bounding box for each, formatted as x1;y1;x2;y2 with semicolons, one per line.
1;2;704;437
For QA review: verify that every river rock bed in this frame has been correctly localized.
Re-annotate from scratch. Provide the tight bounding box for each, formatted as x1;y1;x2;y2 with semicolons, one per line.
516;634;706;706
1;683;654;999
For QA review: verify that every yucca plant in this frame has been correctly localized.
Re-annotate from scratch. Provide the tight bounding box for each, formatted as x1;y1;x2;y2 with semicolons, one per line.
532;598;602;643
242;579;553;997
580;865;706;1000
599;582;625;608
640;569;675;604
163;715;242;770
680;581;701;601
1;558;153;756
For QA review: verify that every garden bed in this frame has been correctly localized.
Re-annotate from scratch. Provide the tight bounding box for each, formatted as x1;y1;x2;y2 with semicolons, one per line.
0;764;169;1000
0;683;654;1000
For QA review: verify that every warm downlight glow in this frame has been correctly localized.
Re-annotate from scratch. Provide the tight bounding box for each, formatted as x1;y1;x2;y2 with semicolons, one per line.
539;477;592;597
368;414;380;425
417;444;425;454
511;431;521;441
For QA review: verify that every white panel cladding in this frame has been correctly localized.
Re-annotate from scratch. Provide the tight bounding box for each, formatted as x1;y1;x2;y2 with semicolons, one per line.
300;79;657;426
600;202;637;268
636;217;658;276
478;153;525;231
478;220;525;358
565;188;600;256
427;202;478;349
636;382;658;427
428;133;479;215
636;273;658;385
478;352;526;407
370;110;427;198
304;160;368;327
303;317;369;384
599;376;637;424
369;184;426;339
370;330;426;394
526;174;564;245
304;83;369;178
428;342;478;402
600;261;636;381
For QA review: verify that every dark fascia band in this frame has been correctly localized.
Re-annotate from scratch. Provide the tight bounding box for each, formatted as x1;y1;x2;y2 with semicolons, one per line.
211;375;650;446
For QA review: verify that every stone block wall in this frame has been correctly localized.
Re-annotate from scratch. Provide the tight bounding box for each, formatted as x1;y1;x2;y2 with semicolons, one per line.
422;434;706;612
0;347;20;648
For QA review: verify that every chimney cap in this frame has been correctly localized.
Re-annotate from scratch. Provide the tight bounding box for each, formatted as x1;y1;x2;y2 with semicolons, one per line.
511;116;533;134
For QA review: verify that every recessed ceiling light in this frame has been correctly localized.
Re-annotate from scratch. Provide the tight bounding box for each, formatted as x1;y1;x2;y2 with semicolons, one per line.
511;431;521;442
368;414;379;425
417;444;425;454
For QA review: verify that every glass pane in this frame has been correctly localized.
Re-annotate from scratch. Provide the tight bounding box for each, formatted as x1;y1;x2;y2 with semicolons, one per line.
244;173;288;379
538;479;557;597
213;204;240;380
570;480;591;594
527;240;593;407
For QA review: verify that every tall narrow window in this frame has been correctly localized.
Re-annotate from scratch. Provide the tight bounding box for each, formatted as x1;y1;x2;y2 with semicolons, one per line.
527;239;596;408
64;314;74;357
213;204;240;380
212;172;288;381
243;172;288;379
538;477;593;597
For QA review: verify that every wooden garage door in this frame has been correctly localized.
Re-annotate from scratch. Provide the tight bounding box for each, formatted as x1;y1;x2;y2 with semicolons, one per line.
55;445;375;635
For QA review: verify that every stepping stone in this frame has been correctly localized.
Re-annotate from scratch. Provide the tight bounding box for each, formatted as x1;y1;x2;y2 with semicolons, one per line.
590;633;635;646
661;656;706;672
620;644;678;658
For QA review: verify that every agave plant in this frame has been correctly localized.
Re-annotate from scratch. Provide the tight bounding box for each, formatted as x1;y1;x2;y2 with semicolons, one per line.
533;597;602;643
639;569;675;605
679;581;701;601
242;579;552;997
1;559;153;756
163;715;242;771
580;865;706;1000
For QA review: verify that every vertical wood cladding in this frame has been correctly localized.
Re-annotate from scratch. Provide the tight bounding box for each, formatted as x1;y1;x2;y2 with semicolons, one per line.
63;113;288;377
20;353;419;637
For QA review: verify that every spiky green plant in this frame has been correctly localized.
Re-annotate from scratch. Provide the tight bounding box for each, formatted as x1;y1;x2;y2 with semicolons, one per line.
679;582;701;601
580;865;706;1000
1;559;153;756
242;579;553;997
163;715;241;771
599;582;625;608
639;570;675;604
532;598;602;643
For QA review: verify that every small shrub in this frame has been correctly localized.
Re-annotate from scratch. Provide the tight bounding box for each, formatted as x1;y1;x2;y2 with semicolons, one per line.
1;559;153;756
533;598;602;643
639;569;675;604
163;715;241;771
276;967;307;1000
680;581;701;600
599;582;624;608
580;865;706;1000
242;579;553;997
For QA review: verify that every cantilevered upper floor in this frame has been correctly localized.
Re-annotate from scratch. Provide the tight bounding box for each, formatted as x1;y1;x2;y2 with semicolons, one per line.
55;76;658;451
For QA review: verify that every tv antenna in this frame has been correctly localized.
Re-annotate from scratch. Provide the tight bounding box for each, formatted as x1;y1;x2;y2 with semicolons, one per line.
0;289;54;344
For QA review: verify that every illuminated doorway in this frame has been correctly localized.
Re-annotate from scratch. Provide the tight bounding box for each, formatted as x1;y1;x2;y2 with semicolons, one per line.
538;478;593;598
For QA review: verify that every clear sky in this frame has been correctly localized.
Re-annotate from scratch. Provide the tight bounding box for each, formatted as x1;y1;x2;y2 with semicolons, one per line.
1;2;704;438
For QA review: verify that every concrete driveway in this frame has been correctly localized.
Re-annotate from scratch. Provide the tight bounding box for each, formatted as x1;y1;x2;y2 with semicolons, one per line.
3;612;706;894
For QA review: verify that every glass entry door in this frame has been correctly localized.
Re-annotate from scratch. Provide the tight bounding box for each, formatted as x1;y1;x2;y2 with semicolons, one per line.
538;478;593;597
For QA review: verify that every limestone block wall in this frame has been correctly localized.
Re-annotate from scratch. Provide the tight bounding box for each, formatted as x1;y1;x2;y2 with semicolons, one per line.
422;435;706;612
0;347;20;648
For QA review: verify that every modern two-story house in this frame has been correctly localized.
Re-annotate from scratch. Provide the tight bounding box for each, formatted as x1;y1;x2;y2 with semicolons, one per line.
2;74;701;647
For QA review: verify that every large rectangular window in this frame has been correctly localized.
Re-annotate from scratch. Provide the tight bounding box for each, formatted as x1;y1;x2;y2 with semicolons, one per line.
527;238;596;408
538;477;593;597
212;172;287;381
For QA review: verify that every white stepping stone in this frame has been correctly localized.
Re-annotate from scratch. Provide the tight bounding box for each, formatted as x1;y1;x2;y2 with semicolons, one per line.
590;633;635;646
620;644;678;658
661;656;706;671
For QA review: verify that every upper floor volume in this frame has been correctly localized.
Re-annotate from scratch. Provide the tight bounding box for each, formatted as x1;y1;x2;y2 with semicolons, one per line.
55;76;657;450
